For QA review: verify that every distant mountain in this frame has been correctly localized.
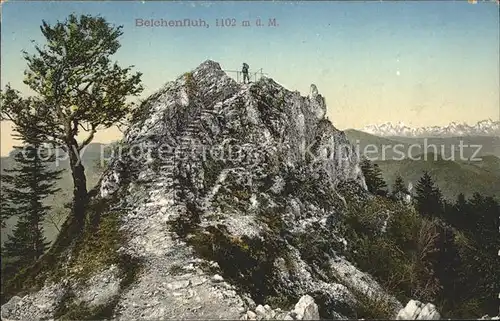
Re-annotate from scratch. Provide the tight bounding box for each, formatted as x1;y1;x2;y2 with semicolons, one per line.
361;119;500;137
345;129;500;159
344;129;500;201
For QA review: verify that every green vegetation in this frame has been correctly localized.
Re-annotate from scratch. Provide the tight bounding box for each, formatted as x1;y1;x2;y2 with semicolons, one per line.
282;166;344;212
202;158;225;193
0;13;143;227
341;198;441;303
67;208;122;280
2;214;83;303
1;143;105;248
1;185;142;316
1;119;63;297
414;171;444;218
170;176;298;308
360;158;388;196
1;14;144;309
390;175;408;200
351;289;397;319
66;191;141;284
186;223;296;307
345;129;500;200
376;155;500;201
339;169;500;318
184;72;197;96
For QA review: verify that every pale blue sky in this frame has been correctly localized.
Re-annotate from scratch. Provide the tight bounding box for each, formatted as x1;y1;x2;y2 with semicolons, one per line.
1;1;499;154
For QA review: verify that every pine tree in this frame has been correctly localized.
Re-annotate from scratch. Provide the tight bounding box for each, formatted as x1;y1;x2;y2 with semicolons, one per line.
460;193;500;315
361;158;387;196
414;171;443;218
360;158;373;178
455;193;469;218
469;193;499;248
0;176;14;229
391;175;407;200
443;193;468;229
433;221;462;313
2;120;62;274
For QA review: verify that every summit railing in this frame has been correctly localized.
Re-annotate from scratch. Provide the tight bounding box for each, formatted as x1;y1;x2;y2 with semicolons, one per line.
223;68;267;83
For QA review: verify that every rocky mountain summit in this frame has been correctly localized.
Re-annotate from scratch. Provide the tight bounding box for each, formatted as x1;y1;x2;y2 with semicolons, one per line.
2;60;441;320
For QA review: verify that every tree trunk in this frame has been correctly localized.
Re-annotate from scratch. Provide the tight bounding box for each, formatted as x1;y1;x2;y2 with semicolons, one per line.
68;142;88;226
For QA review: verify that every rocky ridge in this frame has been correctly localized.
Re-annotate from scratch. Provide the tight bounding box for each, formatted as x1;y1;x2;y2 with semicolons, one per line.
2;60;441;320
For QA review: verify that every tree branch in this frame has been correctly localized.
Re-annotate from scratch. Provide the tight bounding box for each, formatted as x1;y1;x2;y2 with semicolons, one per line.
2;113;66;144
79;122;90;132
78;124;97;151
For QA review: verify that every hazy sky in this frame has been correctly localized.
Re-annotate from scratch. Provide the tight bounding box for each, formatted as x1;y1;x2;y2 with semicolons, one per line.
1;0;499;156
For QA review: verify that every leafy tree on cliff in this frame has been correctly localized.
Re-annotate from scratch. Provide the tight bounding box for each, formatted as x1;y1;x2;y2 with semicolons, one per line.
0;14;143;226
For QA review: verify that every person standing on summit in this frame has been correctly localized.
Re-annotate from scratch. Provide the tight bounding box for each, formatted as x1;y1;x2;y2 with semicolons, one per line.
242;62;250;84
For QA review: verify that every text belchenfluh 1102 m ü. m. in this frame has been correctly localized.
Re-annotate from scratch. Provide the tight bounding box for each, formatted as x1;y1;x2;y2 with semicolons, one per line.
134;18;279;28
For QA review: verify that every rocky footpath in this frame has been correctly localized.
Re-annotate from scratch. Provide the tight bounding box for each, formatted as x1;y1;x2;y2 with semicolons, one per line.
241;295;319;320
1;60;442;320
396;300;440;320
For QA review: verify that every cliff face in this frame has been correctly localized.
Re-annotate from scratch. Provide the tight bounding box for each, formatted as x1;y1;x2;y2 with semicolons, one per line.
2;61;406;320
102;60;365;198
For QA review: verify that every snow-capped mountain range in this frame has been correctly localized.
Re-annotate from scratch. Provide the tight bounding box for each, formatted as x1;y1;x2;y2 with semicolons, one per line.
361;119;500;137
